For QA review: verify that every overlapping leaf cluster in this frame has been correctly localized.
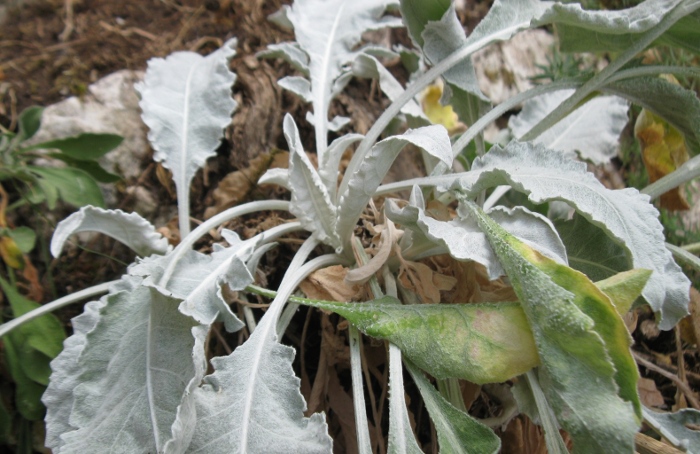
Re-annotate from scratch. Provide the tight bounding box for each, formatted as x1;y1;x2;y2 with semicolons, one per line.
20;0;700;452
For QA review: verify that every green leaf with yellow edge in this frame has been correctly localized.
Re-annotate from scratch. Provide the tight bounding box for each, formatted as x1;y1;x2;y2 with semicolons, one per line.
297;296;540;384
461;198;640;454
596;268;652;316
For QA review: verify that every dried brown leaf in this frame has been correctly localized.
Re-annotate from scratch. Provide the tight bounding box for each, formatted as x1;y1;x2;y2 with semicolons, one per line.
300;265;362;302
204;150;281;219
679;287;700;345
638;377;665;408
398;260;457;304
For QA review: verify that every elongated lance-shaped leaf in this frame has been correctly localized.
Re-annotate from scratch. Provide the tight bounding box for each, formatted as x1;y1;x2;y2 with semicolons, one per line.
51;206;169;258
266;0;401;161
296;296;540;384
438;141;690;330
537;0;700;54
188;241;334;453
509;90;630;164
603;76;700;156
405;360;500;454
337;125;452;250
43;277;207;454
283;114;341;249
387;344;423;454
137;38;237;237
461;199;640;453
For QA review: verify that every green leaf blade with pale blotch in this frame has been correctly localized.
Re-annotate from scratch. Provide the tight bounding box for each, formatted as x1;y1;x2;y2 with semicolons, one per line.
298;297;539;384
462;199;640;454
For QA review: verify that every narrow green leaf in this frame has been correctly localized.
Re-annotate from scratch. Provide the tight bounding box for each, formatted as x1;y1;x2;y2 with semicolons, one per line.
3;336;46;421
48;153;121;183
461;199;640;453
26;133;123;160
603;76;700;155
387;347;423;454
297;296;540;384
16;106;44;143
405;359;500;454
0;276;65;359
28;166;104;208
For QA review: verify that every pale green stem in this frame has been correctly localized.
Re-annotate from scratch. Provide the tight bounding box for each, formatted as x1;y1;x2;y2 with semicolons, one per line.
605;65;700;84
0;280;116;338
337;18;534;241
451;79;582;156
159;200;292;286
681;242;700;254
351;236;379;454
642;154;700;201
521;1;700;142
667;243;700;273
436;378;467;413
525;370;569;454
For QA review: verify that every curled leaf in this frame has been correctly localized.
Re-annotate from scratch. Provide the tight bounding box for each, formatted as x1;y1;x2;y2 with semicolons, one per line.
635;108;690;210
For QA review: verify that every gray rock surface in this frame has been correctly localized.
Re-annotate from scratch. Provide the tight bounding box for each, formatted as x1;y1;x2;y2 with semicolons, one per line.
30;70;149;183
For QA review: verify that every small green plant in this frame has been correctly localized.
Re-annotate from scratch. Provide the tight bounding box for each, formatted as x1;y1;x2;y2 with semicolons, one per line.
0;106;122;450
3;0;700;452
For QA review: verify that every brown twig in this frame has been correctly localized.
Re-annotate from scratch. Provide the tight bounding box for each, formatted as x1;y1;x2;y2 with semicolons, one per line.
634;351;700;410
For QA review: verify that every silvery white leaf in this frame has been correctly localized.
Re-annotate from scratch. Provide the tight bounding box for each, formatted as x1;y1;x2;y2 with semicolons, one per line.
328;115;351;132
45;279;207;454
536;0;684;34
278;76;312;102
137;38;238;236
257;42;310;75
387;200;567;280
421;3;488;102
280;0;401;158
189;297;332;453
509;90;629;164
443;141;690;329
319;133;364;197
131;238;256;333
643;407;700;452
51;206;169;258
268;6;294;30
258;168;291;190
337;125;452;247
284;114;341;249
43;297;109;451
352;53;426;122
387;344;423;454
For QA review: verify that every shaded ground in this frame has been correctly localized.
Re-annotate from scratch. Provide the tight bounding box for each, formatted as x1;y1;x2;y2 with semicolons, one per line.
0;1;698;453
